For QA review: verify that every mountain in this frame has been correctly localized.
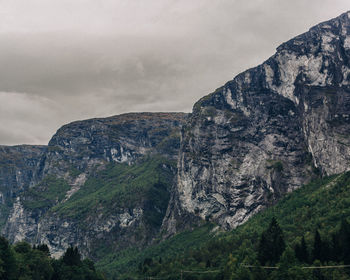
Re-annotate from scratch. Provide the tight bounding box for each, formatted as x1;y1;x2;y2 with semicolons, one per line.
0;145;46;227
1;112;188;257
1;11;350;279
119;172;350;279
163;11;350;234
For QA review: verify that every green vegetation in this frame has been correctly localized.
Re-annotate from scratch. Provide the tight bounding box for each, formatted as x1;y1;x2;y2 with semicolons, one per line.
111;171;350;279
193;88;222;112
69;166;82;178
0;204;11;229
14;154;350;279
257;217;285;265
156;130;181;154
47;145;63;153
16;155;178;278
52;156;174;224
96;223;217;279
23;176;71;210
0;237;104;280
266;159;284;172
202;106;217;118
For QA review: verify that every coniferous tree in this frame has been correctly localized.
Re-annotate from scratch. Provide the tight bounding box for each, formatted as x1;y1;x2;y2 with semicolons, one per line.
258;217;285;265
62;246;81;266
0;236;17;280
36;244;50;257
313;230;323;262
338;219;350;263
258;233;269;265
331;233;340;262
294;243;301;261
295;236;309;264
300;236;309;263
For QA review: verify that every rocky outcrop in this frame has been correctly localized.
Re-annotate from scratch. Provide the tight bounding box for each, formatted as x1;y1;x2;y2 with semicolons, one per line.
41;112;187;179
2;113;187;257
0;145;46;226
163;11;350;233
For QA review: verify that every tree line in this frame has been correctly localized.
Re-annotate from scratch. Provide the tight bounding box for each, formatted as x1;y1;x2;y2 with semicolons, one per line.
228;218;350;279
0;237;104;280
136;218;350;280
258;218;350;266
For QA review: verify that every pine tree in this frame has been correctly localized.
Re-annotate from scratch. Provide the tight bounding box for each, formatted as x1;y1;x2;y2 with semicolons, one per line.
258;233;269;265
313;230;323;262
0;236;17;280
36;244;50;257
339;219;350;263
331;219;350;263
62;246;81;266
257;217;285;265
295;236;309;263
300;236;309;263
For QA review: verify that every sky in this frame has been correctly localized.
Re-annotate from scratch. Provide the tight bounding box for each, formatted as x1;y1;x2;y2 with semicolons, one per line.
0;0;349;145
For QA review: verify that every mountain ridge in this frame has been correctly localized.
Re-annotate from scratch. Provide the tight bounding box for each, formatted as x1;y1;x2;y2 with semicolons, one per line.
0;112;188;258
0;11;350;277
163;10;350;234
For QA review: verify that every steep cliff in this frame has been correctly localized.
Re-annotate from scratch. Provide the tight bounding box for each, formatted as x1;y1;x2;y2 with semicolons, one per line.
0;145;46;227
2;112;187;258
163;11;350;233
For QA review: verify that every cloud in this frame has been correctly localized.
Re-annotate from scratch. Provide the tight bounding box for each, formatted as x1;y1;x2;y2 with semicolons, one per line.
0;92;61;144
0;0;349;145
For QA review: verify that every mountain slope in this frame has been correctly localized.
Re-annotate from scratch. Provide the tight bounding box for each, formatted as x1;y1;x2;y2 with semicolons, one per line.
118;171;350;279
0;145;46;227
2;113;188;258
164;11;350;234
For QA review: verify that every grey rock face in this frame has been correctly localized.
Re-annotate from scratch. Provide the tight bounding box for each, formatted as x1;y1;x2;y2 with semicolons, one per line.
163;11;350;233
2;113;187;258
0;145;46;226
42;112;188;178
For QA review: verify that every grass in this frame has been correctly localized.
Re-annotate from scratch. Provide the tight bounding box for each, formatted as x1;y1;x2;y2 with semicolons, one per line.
51;156;175;224
22;175;71;210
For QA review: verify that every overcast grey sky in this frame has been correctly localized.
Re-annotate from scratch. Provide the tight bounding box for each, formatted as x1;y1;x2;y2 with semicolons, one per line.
0;0;349;145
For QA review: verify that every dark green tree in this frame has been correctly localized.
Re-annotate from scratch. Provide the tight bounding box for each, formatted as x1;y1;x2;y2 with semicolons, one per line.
334;219;350;263
22;249;54;279
258;234;269;265
13;241;31;254
295;236;309;264
0;236;17;280
257;217;285;265
62;246;81;266
312;230;328;263
36;244;50;257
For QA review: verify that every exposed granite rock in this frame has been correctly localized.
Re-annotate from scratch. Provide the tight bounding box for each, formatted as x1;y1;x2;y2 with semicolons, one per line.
2;113;187;258
41;112;188;179
163;11;350;234
0;145;46;226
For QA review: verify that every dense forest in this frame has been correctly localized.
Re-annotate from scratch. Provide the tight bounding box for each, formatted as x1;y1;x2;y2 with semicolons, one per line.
0;238;104;280
135;219;350;280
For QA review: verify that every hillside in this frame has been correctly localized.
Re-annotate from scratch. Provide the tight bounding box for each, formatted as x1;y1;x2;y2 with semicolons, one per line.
111;171;350;279
1;113;188;258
